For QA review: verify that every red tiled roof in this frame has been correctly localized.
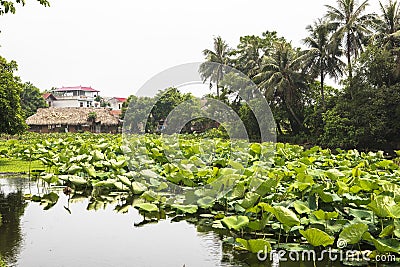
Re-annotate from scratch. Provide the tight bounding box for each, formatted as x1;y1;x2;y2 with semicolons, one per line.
114;97;127;102
53;86;100;92
43;93;57;100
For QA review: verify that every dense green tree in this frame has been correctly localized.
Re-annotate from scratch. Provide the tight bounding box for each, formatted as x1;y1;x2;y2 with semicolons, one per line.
121;95;153;132
374;0;400;78
320;83;400;149
303;18;345;107
255;41;309;133
375;0;400;42
199;36;231;98
354;43;399;86
122;88;195;133
0;0;49;15
325;0;376;87
0;56;26;134
20;82;47;118
230;32;282;79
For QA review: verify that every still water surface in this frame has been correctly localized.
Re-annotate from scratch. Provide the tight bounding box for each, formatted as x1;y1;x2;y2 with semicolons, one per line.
0;178;230;267
0;177;355;267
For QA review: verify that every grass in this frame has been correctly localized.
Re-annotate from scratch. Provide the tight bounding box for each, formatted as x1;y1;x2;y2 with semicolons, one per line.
0;158;44;174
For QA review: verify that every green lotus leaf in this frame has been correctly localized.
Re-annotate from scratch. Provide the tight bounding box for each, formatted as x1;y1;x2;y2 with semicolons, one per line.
313;210;338;220
379;224;395;238
293;201;311;214
239;192;260;209
172;204;198;214
273;206;300;227
236;238;271;254
140;169;159;179
118;175;132;186
367;195;396;218
68;175;88;186
363;232;400;253
325;169;345;180
134;203;158;213
221;215;249;231
339;223;369;245
197;196;215;209
131;182;147;194
300;228;334;247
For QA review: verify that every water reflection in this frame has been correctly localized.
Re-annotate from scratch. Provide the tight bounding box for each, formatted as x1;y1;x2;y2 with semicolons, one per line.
0;178;228;267
0;178;28;267
0;178;362;267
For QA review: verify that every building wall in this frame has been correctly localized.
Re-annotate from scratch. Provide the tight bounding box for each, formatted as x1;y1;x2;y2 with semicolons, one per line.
51;99;96;108
109;99;124;110
51;99;81;108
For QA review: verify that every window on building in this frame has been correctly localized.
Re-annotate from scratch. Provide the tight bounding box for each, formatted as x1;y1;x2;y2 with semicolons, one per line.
119;104;121;109
87;101;90;107
80;102;84;107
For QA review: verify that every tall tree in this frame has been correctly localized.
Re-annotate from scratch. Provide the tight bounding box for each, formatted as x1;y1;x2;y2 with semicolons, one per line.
0;0;49;15
255;41;309;133
378;0;400;78
20;82;47;118
199;36;231;98
303;18;345;108
325;0;375;88
376;0;400;39
0;56;26;134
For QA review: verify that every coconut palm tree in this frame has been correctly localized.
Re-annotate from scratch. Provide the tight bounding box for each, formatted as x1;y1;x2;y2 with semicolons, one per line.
325;0;376;86
255;41;309;133
199;36;231;98
375;0;400;46
303;18;345;108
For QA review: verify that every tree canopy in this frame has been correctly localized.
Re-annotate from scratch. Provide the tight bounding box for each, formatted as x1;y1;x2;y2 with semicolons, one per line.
0;0;49;15
0;56;26;134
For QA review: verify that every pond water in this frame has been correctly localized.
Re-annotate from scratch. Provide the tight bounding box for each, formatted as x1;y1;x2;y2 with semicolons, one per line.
0;177;364;267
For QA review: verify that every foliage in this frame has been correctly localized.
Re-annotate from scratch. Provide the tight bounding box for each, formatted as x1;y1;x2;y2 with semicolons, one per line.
0;255;6;267
199;36;231;98
255;41;309;133
320;44;400;149
87;112;97;121
194;0;400;149
20;82;47;119
0;0;49;15
122;88;207;134
325;0;376;83
303;18;344;107
0;158;43;173
3;133;400;257
0;56;26;134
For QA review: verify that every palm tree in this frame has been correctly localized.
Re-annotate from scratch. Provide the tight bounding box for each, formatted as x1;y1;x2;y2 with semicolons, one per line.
303;18;345;108
255;41;308;133
231;35;265;79
375;0;400;46
199;36;230;98
325;0;376;85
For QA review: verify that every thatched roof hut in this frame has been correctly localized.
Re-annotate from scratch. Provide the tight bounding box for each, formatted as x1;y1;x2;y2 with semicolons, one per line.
27;107;119;126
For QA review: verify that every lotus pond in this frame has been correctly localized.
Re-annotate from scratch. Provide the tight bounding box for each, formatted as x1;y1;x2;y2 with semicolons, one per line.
1;133;400;266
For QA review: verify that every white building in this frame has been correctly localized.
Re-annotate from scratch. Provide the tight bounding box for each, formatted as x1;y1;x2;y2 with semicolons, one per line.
108;97;127;110
44;86;100;108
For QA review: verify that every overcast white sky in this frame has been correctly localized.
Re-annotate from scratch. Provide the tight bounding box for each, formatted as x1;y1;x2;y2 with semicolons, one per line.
0;0;381;97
